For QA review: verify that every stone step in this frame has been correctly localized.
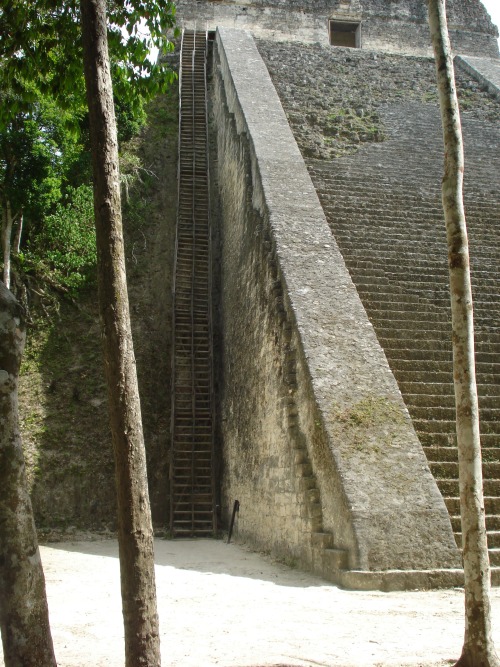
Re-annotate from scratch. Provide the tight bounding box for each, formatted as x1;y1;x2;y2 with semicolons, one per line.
356;289;424;305
429;461;500;479
338;235;498;256
382;344;453;360
407;394;456;408
414;419;500;435
489;549;500;567
419;432;499;447
446;496;500;515
311;531;334;549
399;381;454;396
314;172;500;196
322;547;349;571
396;371;499;385
387;349;500;366
424;446;458;462
455;532;500;549
405;394;500;410
384;342;500;358
321;193;498;213
330;221;500;243
347;263;500;286
450;515;500;532
424;446;500;463
337;236;500;257
318;191;444;208
439;478;500;496
386;348;452;362
355;274;500;291
375;336;454;356
345;251;451;267
410;405;500;422
350;266;442;281
393;371;453;384
315;166;499;187
377;331;453;346
400;382;499;397
394;366;500;380
366;299;498;319
370;311;449;325
348;260;496;283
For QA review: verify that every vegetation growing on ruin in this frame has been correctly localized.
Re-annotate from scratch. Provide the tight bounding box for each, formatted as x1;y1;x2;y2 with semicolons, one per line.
258;41;500;159
331;396;406;453
17;86;179;536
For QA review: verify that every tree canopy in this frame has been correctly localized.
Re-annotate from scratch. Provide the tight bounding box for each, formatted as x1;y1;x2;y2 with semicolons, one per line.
0;0;177;291
0;0;177;126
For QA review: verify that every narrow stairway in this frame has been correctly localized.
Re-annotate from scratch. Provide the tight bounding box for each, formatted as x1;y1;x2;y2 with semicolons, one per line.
170;30;217;537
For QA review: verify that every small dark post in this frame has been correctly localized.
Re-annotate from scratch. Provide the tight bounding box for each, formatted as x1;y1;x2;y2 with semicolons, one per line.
227;500;240;544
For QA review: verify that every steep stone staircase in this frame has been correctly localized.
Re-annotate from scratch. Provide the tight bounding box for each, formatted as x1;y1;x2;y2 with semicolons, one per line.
307;102;500;571
170;30;217;536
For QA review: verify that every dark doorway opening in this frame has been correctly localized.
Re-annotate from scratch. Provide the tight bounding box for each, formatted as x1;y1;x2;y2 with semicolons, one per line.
329;20;361;48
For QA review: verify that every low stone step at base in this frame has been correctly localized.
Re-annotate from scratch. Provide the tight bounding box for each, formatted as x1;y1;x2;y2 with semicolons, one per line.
333;568;465;591
323;548;349;572
318;567;500;591
311;531;334;549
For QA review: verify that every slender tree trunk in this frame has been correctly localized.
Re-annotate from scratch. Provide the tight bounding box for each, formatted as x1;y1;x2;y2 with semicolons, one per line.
0;281;57;667
1;200;13;289
13;210;23;256
79;1;161;665
427;2;500;666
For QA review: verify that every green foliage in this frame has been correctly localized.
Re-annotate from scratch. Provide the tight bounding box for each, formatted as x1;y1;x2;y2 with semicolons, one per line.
115;94;147;145
324;107;385;143
22;185;96;294
0;0;177;294
0;1;177;130
0;96;84;222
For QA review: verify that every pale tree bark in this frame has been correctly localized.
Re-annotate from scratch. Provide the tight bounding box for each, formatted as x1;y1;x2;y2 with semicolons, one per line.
1;200;14;290
428;2;500;667
0;281;57;667
79;1;161;666
13;211;23;256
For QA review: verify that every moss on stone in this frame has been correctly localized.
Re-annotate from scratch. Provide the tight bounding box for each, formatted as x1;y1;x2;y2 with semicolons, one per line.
333;396;405;428
329;396;408;456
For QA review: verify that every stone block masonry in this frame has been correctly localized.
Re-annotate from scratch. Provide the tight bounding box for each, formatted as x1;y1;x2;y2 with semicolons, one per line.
176;0;498;58
456;55;500;100
257;38;500;581
212;27;461;588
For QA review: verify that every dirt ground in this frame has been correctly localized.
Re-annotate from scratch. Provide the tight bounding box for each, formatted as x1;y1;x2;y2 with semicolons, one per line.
3;539;500;667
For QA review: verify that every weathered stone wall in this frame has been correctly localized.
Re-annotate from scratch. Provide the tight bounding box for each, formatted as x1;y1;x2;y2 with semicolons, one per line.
256;37;500;580
176;0;499;57
213;27;460;580
456;55;500;100
213;45;332;567
257;41;500;161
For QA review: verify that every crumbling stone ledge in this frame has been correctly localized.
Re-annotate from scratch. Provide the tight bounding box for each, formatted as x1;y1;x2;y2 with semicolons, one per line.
456;55;500;101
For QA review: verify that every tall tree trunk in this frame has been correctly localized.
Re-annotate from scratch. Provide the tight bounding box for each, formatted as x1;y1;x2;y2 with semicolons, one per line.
13;210;23;256
79;2;161;666
0;281;57;667
427;2;500;667
1;200;14;290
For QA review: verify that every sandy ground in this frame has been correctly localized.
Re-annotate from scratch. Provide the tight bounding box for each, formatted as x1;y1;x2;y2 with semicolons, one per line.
2;539;500;667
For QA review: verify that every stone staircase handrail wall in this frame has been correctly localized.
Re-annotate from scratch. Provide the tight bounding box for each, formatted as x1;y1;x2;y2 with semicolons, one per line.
215;26;461;574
